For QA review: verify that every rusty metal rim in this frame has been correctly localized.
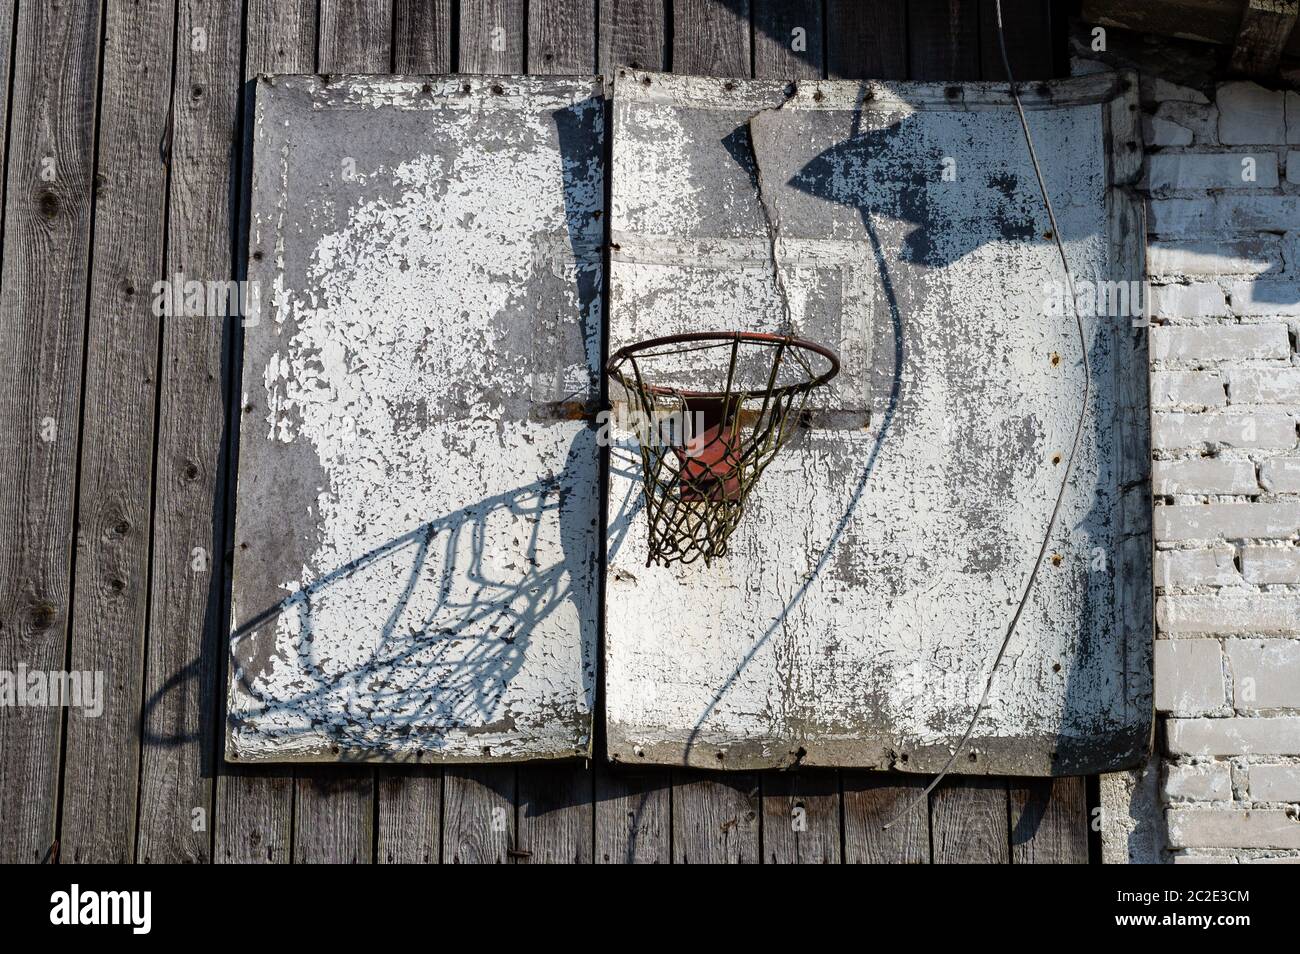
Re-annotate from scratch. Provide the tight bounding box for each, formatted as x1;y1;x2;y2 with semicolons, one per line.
605;330;841;400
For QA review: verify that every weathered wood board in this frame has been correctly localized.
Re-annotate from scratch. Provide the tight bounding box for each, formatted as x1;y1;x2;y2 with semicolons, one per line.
604;70;1150;776
228;75;604;763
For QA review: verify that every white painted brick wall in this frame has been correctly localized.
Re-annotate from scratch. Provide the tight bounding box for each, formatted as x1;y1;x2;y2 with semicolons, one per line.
1260;456;1300;492
1145;152;1278;192
1228;368;1300;403
1154;639;1225;713
1217;82;1286;143
1147;237;1280;278
1151;370;1227;408
1154;547;1239;586
1152;458;1256;494
1127;74;1300;863
1250;764;1300;801
1227;640;1300;708
1240;545;1300;583
1164;761;1233;801
1167;717;1300;755
1154;504;1300;542
1151;411;1295;449
1149;324;1289;360
1167;809;1300;849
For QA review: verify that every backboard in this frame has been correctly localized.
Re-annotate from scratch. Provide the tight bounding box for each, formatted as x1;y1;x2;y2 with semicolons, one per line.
227;76;604;763
604;70;1151;775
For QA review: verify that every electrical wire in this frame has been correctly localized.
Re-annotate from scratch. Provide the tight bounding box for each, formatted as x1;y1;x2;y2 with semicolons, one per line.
882;0;1091;830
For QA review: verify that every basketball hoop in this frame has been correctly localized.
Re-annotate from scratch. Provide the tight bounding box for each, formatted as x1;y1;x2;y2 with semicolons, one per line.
606;331;840;567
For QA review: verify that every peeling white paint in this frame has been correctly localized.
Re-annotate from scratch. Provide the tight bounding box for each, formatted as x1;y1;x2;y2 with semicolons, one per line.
605;71;1151;774
229;77;604;762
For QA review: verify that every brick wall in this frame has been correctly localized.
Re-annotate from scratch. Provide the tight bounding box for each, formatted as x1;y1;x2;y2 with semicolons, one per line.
1103;72;1300;862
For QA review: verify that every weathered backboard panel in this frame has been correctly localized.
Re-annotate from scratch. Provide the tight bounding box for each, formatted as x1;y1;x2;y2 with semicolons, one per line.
228;76;604;762
605;71;1151;775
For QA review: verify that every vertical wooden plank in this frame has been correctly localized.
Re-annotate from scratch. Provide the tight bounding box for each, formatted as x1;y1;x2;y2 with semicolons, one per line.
286;0;393;865
136;0;244;866
663;2;756;868
0;11;26;843
459;0;526;72
931;776;1011;863
517;763;593;863
977;0;1050;81
979;0;1054;81
824;0;907;79
213;0;316;864
0;0;102;866
529;0;596;73
516;5;602;866
244;0;317;75
442;766;516;863
750;13;833;861
672;0;750;76
215;764;292;862
753;0;822;79
58;0;177;864
842;773;930;863
0;2;15;210
378;767;441;863
908;0;982;80
319;0;394;72
598;0;667;71
292;766;374;863
1010;776;1089;863
761;771;839;864
595;766;670;863
750;12;833;862
672;771;760;863
393;0;453;73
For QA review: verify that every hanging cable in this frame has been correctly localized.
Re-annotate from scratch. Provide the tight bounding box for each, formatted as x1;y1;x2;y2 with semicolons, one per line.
882;0;1092;830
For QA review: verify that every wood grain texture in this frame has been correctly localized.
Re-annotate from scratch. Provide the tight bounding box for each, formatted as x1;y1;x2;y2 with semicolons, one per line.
0;2;15;211
672;771;760;863
1230;0;1300;76
824;0;907;79
753;0;823;79
762;771;840;864
979;0;1055;81
378;767;441;863
909;0;982;80
59;0;177;864
672;0;750;76
598;0;667;71
443;765;516;863
244;0;317;75
594;766;670;863
1010;776;1089;863
214;763;292;863
931;776;1011;863
0;0;102;866
319;0;394;73
517;763;593;862
460;0;526;72
292;766;375;863
212;0;317;863
842;773;930;863
529;0;597;73
393;0;452;72
136;0;244;866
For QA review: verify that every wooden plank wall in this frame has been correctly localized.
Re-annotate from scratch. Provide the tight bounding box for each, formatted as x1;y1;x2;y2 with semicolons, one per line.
0;0;1089;863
